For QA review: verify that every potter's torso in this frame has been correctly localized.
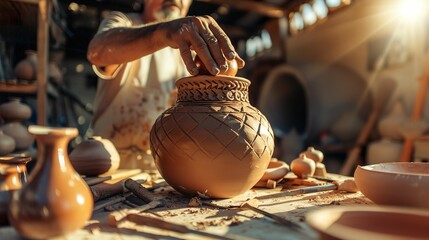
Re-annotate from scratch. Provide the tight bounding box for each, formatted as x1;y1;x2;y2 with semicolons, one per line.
91;12;186;152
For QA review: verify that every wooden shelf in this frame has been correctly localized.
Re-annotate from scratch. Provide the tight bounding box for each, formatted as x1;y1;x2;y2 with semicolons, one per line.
0;82;37;94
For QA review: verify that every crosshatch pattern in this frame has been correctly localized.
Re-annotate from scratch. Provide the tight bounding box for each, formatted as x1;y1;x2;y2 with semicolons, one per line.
150;76;275;198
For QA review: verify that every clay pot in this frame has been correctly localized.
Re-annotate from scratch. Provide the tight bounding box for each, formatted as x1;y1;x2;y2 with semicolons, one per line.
0;156;31;184
0;98;32;122
9;126;93;239
69;136;120;176
0;165;22;226
354;162;429;208
14;50;37;81
302;146;324;163
302;147;326;177
1;122;34;150
291;153;316;179
0;130;15;155
150;75;275;198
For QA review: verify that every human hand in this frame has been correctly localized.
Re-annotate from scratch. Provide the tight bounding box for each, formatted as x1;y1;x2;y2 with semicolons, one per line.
160;15;245;75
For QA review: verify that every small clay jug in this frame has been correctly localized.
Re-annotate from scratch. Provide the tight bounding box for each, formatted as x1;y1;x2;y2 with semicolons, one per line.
14;50;37;82
0;98;32;122
69;136;120;176
0;156;32;183
1;122;34;150
291;153;316;179
0;130;15;155
0;165;22;226
8;126;93;239
150;75;275;198
302;146;327;177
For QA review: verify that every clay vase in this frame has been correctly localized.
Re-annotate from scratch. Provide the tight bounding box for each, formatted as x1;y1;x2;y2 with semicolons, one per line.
0;165;22;226
0;156;32;184
0;98;32;122
14;50;37;82
69;136;120;176
0;130;15;155
1;122;34;150
150;75;275;198
291;153;316;179
8;126;93;239
302;146;327;178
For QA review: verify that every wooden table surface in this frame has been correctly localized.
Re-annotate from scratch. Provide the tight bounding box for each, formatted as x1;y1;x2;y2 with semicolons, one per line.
0;173;372;240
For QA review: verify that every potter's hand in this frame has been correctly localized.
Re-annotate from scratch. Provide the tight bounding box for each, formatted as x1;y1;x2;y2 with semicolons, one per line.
160;15;245;75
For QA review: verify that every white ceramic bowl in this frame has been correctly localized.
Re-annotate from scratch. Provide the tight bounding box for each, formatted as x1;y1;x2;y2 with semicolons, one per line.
306;205;429;240
354;162;429;208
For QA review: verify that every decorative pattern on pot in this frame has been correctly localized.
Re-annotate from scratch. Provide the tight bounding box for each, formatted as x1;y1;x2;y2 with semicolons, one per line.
150;75;275;199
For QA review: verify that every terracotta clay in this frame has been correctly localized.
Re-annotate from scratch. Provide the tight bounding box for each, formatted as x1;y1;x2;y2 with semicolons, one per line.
194;55;238;76
0;165;22;226
291;153;316;179
9;126;93;239
150;75;274;198
0;98;32;122
354;162;429;208
259;159;289;182
69;136;120;176
306;205;429;240
302;147;327;178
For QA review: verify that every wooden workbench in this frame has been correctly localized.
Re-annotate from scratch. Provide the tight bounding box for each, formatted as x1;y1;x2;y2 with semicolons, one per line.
0;173;372;240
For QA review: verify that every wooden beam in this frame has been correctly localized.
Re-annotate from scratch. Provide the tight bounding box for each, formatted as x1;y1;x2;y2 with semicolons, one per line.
195;0;286;18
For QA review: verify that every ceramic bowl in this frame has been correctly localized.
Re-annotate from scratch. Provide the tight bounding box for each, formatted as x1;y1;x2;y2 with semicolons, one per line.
354;162;429;208
306;205;429;240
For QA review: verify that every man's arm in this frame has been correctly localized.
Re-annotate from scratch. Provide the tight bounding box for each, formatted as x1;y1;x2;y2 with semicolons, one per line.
87;15;244;76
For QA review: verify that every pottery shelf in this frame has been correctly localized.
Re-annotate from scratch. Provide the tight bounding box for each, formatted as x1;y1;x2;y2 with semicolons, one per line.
3;0;52;126
0;82;37;94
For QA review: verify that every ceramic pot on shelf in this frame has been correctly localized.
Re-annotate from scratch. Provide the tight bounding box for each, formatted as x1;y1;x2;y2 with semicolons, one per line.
14;50;37;82
0;165;22;226
69;136;120;176
1;122;34;151
150;74;275;199
0;130;15;155
0;98;32;122
8;126;93;239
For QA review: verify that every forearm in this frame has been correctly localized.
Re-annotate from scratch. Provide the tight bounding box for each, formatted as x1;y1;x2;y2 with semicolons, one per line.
87;22;167;66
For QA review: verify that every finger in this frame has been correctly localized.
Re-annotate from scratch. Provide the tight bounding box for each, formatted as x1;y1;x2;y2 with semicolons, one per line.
186;21;220;75
208;19;236;60
178;41;198;75
235;54;246;69
200;30;228;73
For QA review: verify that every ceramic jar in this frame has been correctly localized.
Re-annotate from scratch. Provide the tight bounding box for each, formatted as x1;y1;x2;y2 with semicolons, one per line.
9;126;93;239
366;139;402;165
302;146;327;177
291;153;316;179
0;98;32;122
0;130;15;155
14;50;37;82
69;136;120;176
1;122;34;150
150;75;275;198
0;156;32;184
0;165;22;226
